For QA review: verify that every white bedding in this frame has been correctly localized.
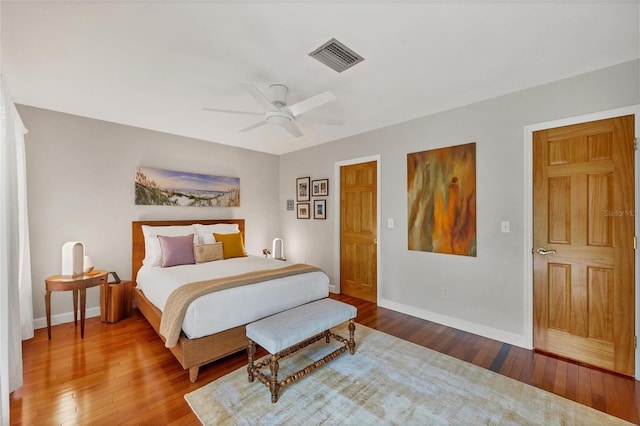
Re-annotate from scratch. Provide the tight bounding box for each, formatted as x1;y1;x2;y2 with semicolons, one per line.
136;255;329;339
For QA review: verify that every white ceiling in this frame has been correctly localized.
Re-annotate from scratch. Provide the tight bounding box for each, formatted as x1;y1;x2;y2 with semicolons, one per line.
2;1;638;155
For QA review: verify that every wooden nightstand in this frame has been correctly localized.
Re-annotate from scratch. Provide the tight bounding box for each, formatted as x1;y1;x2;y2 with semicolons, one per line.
102;280;133;323
45;270;108;339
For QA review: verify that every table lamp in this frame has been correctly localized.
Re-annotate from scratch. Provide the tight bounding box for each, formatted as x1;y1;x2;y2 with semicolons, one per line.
272;238;286;261
61;241;85;277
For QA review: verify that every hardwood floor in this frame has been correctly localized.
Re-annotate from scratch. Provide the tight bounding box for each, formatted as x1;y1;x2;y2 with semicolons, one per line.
10;294;640;425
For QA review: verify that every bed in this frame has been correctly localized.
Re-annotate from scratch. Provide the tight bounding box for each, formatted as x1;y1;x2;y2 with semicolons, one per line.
131;219;329;382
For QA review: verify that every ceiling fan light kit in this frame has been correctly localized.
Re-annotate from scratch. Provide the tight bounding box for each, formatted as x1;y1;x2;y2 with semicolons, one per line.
265;110;293;125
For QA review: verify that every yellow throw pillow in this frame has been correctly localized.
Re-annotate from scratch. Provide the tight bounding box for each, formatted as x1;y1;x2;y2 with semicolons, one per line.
213;232;247;259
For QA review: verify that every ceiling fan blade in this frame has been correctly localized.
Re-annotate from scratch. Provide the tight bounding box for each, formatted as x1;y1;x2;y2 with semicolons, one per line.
240;120;268;132
241;83;280;112
281;121;303;137
287;91;336;117
296;115;344;126
202;107;263;117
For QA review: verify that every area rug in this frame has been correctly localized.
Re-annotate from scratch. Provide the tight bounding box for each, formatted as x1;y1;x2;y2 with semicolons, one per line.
185;324;630;425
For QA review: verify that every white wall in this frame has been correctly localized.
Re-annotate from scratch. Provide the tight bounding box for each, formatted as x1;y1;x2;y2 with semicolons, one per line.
18;106;281;324
18;60;640;343
279;59;640;347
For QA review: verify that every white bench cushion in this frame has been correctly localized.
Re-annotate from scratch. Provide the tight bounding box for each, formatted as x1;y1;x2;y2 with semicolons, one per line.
246;298;357;354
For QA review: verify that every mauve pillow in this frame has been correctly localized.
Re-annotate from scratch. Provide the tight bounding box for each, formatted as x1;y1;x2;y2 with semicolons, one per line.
141;224;197;266
158;234;196;267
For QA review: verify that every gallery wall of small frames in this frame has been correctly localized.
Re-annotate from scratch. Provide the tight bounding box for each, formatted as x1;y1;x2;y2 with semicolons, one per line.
293;177;328;219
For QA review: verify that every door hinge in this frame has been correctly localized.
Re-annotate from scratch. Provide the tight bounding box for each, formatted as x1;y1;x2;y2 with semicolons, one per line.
636;138;639;150
635;236;637;250
635;336;637;349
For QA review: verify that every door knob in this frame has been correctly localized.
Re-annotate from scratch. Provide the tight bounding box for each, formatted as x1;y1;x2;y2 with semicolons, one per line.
536;248;557;255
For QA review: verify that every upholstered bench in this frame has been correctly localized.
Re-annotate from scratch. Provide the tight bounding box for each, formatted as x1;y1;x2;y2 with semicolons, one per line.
246;298;357;403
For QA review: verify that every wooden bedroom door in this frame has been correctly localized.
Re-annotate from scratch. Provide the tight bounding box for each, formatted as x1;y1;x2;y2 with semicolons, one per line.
340;161;377;302
532;115;635;376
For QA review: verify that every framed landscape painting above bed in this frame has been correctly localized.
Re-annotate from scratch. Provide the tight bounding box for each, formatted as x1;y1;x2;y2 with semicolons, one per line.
135;167;240;207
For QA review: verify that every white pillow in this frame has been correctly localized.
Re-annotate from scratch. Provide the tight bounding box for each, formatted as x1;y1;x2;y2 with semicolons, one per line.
141;225;198;266
195;223;240;244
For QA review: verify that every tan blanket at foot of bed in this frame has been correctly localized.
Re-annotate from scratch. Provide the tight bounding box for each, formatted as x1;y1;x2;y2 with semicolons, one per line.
159;263;322;347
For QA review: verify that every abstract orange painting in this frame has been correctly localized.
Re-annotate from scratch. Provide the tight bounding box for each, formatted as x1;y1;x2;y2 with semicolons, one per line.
407;142;476;256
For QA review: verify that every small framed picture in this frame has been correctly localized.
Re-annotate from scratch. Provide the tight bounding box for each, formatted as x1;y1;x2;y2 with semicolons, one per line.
296;177;310;202
297;203;310;219
312;179;329;197
313;199;326;220
286;199;294;211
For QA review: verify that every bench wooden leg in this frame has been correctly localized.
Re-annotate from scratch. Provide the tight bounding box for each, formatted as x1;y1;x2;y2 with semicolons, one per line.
269;355;280;403
247;340;256;382
348;319;356;355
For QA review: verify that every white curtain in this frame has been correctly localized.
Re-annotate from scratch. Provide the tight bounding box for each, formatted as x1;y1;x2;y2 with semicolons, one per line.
0;78;33;425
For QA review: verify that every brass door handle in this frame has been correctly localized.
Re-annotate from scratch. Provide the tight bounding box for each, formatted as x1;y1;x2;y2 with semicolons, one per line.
536;248;557;255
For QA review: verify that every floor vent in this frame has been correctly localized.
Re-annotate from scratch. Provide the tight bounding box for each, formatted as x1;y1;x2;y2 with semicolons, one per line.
309;38;364;73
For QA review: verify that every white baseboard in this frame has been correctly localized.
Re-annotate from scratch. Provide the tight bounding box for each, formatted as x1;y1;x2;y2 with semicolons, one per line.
33;307;101;330
378;298;529;349
328;283;336;293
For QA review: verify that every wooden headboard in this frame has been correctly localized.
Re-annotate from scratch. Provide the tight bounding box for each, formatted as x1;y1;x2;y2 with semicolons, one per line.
131;219;245;284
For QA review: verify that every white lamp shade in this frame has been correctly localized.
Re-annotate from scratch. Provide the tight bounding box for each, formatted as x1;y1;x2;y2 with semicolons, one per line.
83;256;94;273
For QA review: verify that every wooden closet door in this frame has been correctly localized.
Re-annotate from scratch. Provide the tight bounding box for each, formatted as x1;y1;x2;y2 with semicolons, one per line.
533;115;635;375
340;161;377;302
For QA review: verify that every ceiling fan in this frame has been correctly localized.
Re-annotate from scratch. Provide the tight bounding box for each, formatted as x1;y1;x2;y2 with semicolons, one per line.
203;83;343;137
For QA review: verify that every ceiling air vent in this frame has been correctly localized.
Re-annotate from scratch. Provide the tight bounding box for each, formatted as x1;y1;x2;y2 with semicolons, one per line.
309;38;364;73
